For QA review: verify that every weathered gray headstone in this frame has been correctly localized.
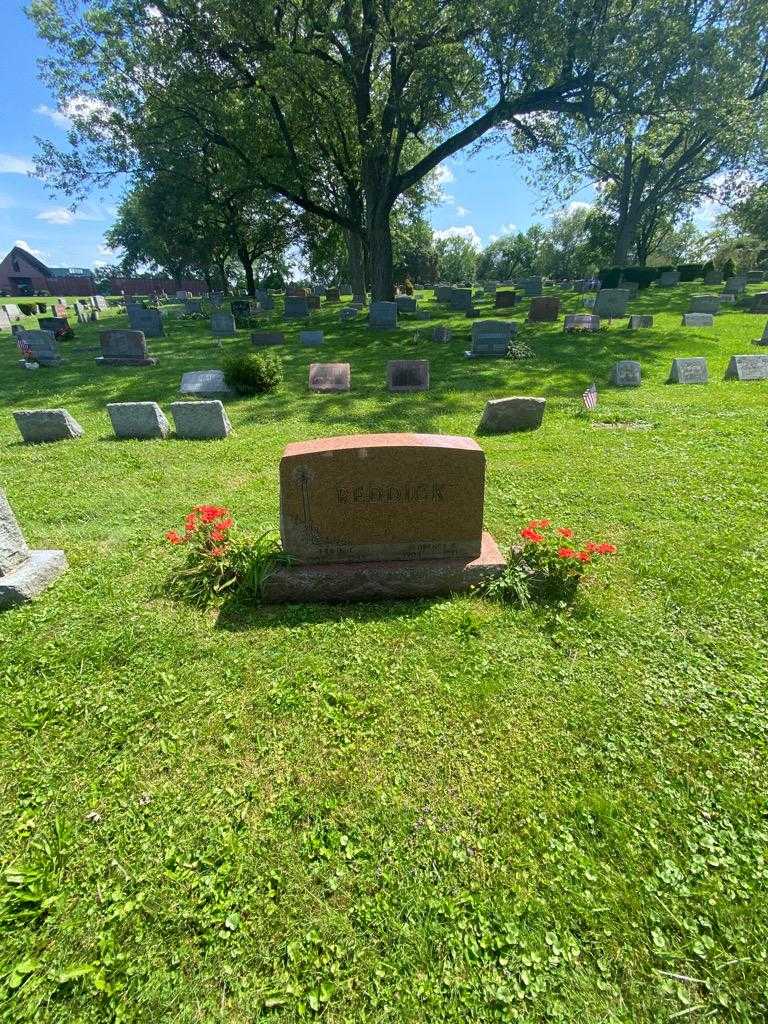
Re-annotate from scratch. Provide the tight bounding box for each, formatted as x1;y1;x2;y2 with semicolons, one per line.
435;285;453;303
251;331;285;347
746;270;765;284
13;409;84;443
718;293;736;304
179;369;234;396
339;307;359;322
594;288;629;318
259;294;275;311
17;330;61;366
170;400;232;439
369;301;397;329
285;296;310;318
324;287;341;303
478;396;545;433
231;299;255;318
682;313;714;328
748;292;768;313
211;312;236;337
432;326;452;343
466;319;516;358
107;402;170;439
185;299;202;314
753;321;768;346
94;295;109;312
724;354;768;380
448;288;473;312
309;362;351;392
0;306;11;332
610;360;642;387
518;277;543;297
97;330;157;366
564;313;600;332
669;357;708;384
38;317;71;338
658;270;680;287
127;306;164;337
704;269;723;285
689;295;720;315
628;315;653;329
0;489;67;608
723;276;746;294
300;330;324;346
387;360;429;392
396;295;417;314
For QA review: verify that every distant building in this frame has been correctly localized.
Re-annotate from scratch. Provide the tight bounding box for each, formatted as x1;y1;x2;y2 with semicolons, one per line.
0;246;96;297
0;246;207;297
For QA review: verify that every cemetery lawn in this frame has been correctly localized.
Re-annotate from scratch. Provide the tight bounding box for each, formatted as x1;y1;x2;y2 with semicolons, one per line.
1;285;768;1023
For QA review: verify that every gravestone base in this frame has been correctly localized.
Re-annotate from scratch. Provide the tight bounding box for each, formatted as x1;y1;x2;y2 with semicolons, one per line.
263;531;506;603
96;355;158;366
0;549;68;609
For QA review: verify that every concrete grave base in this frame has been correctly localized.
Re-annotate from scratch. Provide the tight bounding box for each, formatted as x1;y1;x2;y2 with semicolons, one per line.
0;550;68;609
263;531;505;603
96;356;158;366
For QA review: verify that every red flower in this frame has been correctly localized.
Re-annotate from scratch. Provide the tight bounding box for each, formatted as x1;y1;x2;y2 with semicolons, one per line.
197;504;228;524
210;546;225;557
520;527;544;543
557;527;574;538
165;530;184;545
557;547;576;558
576;550;591;563
595;543;617;555
210;527;229;542
528;519;551;529
585;541;600;553
184;512;197;533
217;517;233;531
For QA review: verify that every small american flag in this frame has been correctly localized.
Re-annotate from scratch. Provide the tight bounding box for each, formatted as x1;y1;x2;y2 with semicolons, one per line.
582;382;598;410
16;334;33;361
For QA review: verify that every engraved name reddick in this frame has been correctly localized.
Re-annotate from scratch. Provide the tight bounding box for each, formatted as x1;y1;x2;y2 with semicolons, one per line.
336;482;445;504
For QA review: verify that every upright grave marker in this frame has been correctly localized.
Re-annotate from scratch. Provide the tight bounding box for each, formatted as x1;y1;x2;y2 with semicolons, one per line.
466;319;515;358
669;358;708;384
107;402;170;439
285;296;310;319
309;363;351;392
478;397;546;433
211;312;236;337
689;295;721;315
682;313;714;328
170;401;232;439
127;306;164;337
528;296;560;322
369;301;397;329
628;315;653;329
13;409;84;443
387;360;429;392
97;330;157;366
610;360;642;387
0;489;67;608
594;289;629;319
724;354;768;380
16;330;61;366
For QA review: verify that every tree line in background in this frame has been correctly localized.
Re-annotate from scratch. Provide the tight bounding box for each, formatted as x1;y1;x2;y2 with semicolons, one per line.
29;0;768;297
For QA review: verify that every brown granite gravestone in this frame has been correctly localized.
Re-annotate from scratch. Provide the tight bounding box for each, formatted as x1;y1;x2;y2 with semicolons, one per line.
309;362;351;392
267;433;505;600
279;434;485;564
387;360;429;392
528;296;560;322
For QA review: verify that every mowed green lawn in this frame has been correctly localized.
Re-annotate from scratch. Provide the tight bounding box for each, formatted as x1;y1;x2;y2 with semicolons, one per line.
1;284;767;1023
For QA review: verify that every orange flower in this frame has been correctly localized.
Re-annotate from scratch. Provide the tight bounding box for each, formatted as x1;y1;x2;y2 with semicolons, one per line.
184;512;197;533
528;519;551;529
576;550;591;563
557;527;574;538
557;547;576;558
595;543;617;555
165;530;184;545
210;546;225;557
197;504;228;524
210;527;229;542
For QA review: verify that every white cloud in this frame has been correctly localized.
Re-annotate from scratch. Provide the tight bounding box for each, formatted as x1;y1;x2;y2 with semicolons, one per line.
434;163;455;185
455;205;470;217
568;201;593;213
434;224;483;250
0;154;34;175
36;204;105;225
34;104;71;129
14;239;46;259
37;206;77;224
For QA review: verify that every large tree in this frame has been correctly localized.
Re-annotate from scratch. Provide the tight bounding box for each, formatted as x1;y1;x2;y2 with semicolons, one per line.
30;0;695;298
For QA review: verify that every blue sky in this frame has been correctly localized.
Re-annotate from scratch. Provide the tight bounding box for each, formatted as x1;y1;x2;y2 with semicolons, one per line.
0;0;715;271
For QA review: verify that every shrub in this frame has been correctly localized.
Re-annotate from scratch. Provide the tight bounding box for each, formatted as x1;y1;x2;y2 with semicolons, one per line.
164;505;289;606
223;351;283;395
403;277;415;296
484;519;618;607
722;257;736;278
677;263;704;282
598;267;622;288
619;266;659;290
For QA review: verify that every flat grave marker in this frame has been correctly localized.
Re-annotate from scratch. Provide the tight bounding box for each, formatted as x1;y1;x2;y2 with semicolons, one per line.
309;362;351;392
387;359;429;392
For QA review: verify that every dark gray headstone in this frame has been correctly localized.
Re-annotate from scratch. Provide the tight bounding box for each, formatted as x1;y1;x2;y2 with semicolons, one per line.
300;330;324;346
682;313;714;328
594;289;629;318
127;306;164;337
17;330;61;365
448;288;473;311
211;312;236;337
369;301;397;329
658;270;680;287
285;296;310;319
610;360;641;387
689;295;720;315
387;359;429;392
466;319;515;358
564;313;600;332
396;295;417;314
518;277;542;296
669;358;708;384
251;331;285;347
479;396;545;433
97;330;157;366
628;315;653;329
179;370;234;396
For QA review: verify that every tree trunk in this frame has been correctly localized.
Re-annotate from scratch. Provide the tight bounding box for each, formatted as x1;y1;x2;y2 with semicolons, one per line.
237;246;256;296
216;260;229;294
612;219;637;265
345;229;367;301
366;207;395;301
